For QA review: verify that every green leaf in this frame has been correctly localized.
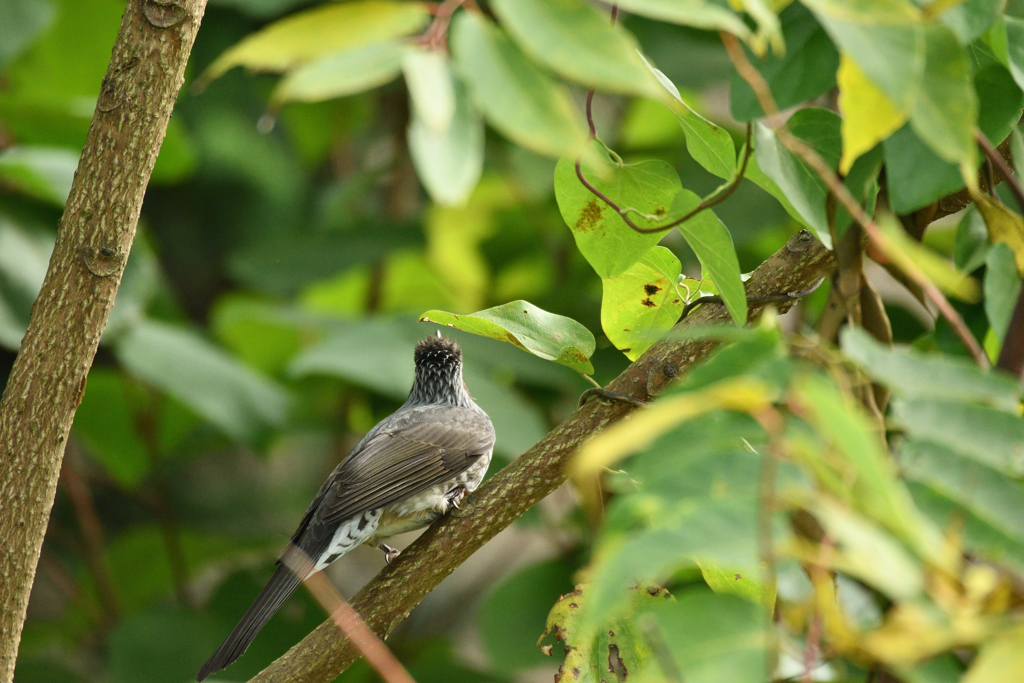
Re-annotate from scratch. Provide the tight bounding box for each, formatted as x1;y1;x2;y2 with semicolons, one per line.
840;327;1020;410
202;0;429;80
601;246;683;361
955;208;990;273
892;399;1024;477
539;583;670;683
0;145;77;205
407;71;484;206
875;213;980;303
808;2;976;167
985;243;1022;341
209;295;308;376
450;12;586;159
675;199;746;327
801;0;923;111
1002;17;1024;93
963;623;1024;683
678;327;785;393
272;41;406;104
730;4;839;121
909;482;1024;575
808;496;925;600
72;370;150;488
420;300;596;375
751;108;842;246
941;0;1002;43
587;499;760;622
490;0;659;98
793;375;944;564
480;558;576;674
884;63;1023;214
883;125;965;215
402;49;456;134
0;0;54;66
554;156;680;279
697;561;775;609
0;218;51;350
614;0;751;38
114;320;291;444
646;589;768;683
908;24;977;169
639;55;736;180
900;440;1024;548
108;607;222;683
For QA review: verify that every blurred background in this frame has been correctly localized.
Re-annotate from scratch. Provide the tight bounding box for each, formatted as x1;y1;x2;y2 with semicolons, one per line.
0;0;965;681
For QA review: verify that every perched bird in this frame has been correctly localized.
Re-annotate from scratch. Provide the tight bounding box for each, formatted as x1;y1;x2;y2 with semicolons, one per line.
197;333;495;681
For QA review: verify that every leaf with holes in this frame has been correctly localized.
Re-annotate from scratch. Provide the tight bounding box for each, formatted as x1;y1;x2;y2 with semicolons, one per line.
554;155;682;279
601;246;684;361
420;301;596;375
537;583;671;683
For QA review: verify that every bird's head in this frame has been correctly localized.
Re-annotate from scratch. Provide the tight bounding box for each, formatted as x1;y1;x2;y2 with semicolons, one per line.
407;332;469;406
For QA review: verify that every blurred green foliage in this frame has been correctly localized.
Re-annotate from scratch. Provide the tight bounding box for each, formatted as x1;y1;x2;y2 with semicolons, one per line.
3;0;1024;682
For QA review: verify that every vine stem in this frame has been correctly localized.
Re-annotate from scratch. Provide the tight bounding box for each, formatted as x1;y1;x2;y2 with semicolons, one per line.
573;3;752;235
720;32;989;369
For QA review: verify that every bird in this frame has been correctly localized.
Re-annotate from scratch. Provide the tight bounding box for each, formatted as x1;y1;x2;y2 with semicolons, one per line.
196;332;495;681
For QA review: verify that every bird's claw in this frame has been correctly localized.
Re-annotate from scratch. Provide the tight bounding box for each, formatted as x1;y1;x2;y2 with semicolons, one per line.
379;543;401;564
445;485;467;511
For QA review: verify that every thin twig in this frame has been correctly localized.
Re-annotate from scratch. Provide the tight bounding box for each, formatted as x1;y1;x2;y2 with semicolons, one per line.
976;129;1024;216
281;548;418;683
574;125;754;235
721;32;989;369
419;0;466;49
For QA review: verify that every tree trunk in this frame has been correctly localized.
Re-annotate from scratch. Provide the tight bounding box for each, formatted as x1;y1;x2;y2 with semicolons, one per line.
0;1;207;679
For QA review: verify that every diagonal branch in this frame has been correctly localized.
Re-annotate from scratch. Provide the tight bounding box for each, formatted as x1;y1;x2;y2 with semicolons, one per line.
0;2;208;678
248;229;835;683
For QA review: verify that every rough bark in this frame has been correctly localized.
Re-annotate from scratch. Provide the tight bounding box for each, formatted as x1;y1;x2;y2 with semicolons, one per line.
0;1;207;679
249;230;835;683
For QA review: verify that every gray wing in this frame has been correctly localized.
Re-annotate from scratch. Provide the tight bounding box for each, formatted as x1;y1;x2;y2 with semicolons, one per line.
291;409;494;554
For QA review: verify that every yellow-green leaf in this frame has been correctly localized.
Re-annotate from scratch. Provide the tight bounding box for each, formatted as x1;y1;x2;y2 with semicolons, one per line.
875;214;980;302
973;191;1024;276
963;623;1024;683
601;246;684;361
837;54;907;174
202;1;429;82
573;377;773;476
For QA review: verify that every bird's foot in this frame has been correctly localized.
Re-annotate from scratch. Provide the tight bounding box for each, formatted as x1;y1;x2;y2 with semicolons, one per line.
379;543;401;564
445;485;467;511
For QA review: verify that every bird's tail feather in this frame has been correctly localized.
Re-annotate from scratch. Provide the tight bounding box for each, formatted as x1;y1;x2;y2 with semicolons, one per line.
196;565;301;681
